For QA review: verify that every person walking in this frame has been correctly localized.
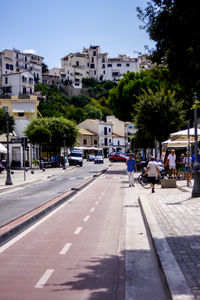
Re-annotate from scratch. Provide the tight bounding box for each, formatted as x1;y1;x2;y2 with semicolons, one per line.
126;153;137;187
147;156;160;193
167;149;177;179
183;151;192;185
177;153;185;180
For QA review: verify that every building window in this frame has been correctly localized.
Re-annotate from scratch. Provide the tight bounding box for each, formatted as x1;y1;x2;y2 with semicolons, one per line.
90;64;95;69
109;139;112;143
117;64;121;67
5;77;8;84
94;71;96;75
18;112;24;117
75;83;80;86
25;64;27;69
118;141;120;145
23;87;26;94
107;64;112;67
25;57;27;62
104;127;107;135
104;138;108;146
83;139;87;145
109;128;111;132
76;61;79;67
94;140;97;145
10;65;13;70
6;64;9;69
92;57;94;63
3;106;8;112
126;63;130;67
103;70;105;74
102;64;105;69
93;51;96;56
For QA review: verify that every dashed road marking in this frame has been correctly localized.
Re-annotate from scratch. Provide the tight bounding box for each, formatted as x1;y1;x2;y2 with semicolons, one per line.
35;269;54;289
95;201;98;205
83;216;90;222
59;243;72;255
98;196;102;200
90;207;95;213
74;227;82;234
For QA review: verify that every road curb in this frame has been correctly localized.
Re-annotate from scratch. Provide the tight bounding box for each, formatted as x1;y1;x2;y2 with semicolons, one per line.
138;193;195;300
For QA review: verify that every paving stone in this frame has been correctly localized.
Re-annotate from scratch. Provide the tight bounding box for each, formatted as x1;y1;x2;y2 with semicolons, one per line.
136;180;200;298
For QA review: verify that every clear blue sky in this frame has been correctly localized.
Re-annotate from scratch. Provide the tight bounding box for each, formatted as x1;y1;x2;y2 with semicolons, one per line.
1;0;154;69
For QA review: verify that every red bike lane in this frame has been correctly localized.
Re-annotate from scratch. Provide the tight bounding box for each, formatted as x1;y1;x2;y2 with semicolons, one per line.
0;164;126;300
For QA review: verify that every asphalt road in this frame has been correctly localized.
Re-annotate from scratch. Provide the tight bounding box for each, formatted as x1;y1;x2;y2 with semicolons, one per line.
0;161;109;227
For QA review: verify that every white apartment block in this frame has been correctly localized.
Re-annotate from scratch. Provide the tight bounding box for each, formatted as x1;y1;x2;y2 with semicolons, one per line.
61;46;153;88
61;45;142;88
2;71;34;95
0;49;43;95
78;119;113;157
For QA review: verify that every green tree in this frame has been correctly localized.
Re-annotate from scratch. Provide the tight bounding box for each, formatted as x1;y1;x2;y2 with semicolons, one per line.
137;0;200;95
42;63;49;74
108;70;162;121
26;126;52;145
84;104;102;119
134;88;185;151
0;108;15;134
25;117;79;148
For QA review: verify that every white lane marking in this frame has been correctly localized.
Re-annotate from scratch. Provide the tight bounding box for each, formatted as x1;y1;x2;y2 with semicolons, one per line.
74;227;82;234
35;269;54;288
98;196;102;200
90;207;95;213
101;192;104;196
59;243;72;255
83;216;90;222
95;201;99;205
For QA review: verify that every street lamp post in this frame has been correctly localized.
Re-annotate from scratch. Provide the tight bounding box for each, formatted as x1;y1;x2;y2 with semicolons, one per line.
63;133;67;170
5;112;13;185
192;93;200;197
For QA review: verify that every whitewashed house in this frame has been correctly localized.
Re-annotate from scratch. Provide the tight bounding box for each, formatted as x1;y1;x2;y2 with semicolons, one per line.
2;71;34;95
0;48;43;95
78;119;113;157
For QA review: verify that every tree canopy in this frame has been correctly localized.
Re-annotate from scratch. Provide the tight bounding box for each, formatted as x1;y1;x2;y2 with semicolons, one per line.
134;88;185;149
0;108;15;135
137;0;200;95
25;117;79;148
108;68;181;121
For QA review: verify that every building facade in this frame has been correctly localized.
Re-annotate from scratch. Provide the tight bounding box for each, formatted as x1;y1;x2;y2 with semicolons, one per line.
2;71;34;95
0;49;43;95
78;119;113;157
106;115;136;153
61;45;148;88
0;95;40;168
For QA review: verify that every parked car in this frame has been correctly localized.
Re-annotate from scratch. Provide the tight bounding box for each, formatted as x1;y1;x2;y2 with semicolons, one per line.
0;163;5;173
88;154;95;161
109;153;128;162
94;155;104;164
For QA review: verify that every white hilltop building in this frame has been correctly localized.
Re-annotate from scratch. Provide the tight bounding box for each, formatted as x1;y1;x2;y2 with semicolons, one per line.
61;45;153;88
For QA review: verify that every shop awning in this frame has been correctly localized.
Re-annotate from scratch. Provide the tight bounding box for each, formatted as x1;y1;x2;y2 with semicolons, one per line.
0;143;7;153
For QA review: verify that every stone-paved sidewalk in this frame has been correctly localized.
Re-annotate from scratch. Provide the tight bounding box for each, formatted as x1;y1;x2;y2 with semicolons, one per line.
136;179;200;299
